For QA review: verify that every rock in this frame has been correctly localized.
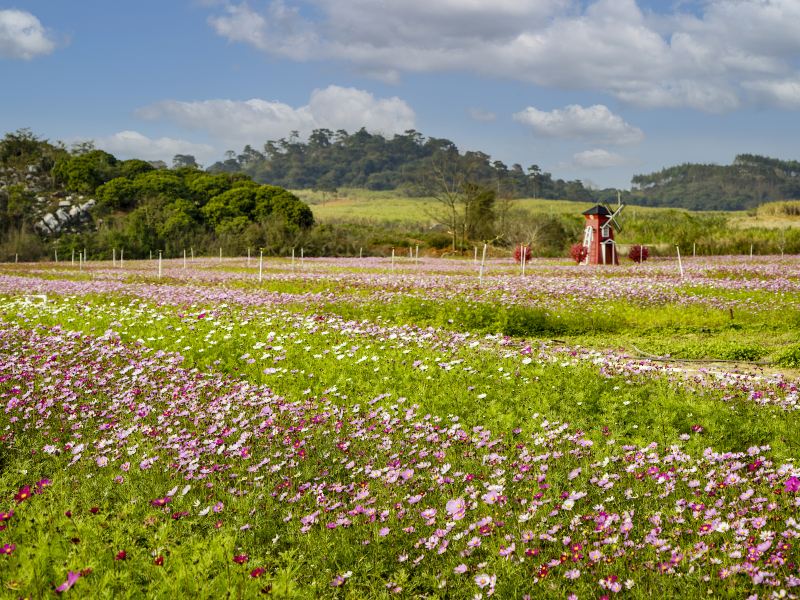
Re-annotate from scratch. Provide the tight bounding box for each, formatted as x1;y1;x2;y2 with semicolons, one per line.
58;200;71;208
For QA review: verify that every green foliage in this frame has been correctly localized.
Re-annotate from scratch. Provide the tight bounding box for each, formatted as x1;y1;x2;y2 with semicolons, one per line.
53;149;119;194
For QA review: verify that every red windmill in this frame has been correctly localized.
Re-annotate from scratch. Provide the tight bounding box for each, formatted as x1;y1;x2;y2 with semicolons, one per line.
580;196;624;265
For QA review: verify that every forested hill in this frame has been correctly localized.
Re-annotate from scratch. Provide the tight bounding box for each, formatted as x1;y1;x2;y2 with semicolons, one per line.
628;155;800;210
208;128;595;202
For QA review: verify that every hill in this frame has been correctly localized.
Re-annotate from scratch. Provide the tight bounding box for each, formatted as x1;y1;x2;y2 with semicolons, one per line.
628;154;800;210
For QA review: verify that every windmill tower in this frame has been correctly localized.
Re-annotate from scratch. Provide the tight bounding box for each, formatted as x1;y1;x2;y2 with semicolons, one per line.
580;194;624;265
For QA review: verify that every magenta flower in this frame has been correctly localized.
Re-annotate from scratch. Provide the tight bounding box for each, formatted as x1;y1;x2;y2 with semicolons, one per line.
785;476;800;493
55;571;82;593
250;567;266;578
115;550;126;561
0;510;13;522
1;543;15;555
330;575;346;587
14;485;32;503
150;497;171;507
233;554;248;564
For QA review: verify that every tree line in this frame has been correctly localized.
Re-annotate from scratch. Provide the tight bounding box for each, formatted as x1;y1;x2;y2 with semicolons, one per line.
0;130;314;260
208;128;596;202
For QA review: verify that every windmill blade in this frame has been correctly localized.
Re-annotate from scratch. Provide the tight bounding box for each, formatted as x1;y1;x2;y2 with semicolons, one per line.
608;204;624;232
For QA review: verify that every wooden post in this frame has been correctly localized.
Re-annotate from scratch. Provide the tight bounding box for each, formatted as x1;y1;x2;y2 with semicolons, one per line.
693;242;696;258
219;247;222;263
190;247;194;262
71;249;75;266
247;247;251;267
112;247;116;267
409;247;412;259
183;248;187;270
676;244;684;278
15;253;18;263
750;243;753;258
359;247;362;259
640;244;643;264
300;247;304;269
391;247;395;271
259;249;263;282
158;250;162;279
150;250;152;260
521;245;527;276
291;247;295;271
415;245;419;266
79;252;82;271
54;249;58;263
120;248;124;267
479;243;487;286
473;246;478;266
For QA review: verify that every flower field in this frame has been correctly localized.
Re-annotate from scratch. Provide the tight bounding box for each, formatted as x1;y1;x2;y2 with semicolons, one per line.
1;255;799;598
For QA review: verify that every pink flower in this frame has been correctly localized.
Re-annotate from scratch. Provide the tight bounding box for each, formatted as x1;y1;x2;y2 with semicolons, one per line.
213;501;224;513
445;497;466;520
55;571;82;593
1;543;15;555
250;567;265;578
785;476;800;493
115;550;126;560
454;564;468;574
233;554;248;564
150;497;171;507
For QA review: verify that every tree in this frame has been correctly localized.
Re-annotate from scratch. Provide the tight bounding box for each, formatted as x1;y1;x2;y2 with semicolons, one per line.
172;154;199;169
52;150;119;194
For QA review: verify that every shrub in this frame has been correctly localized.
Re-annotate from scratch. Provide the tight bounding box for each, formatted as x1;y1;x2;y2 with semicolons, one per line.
513;245;532;263
628;244;650;263
570;243;588;264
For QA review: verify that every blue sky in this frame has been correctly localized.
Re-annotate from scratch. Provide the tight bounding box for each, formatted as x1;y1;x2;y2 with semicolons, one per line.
2;0;800;189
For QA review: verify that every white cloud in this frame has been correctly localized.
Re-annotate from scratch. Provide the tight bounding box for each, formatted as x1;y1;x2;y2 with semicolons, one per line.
0;9;56;59
206;0;800;111
743;77;800;110
513;104;644;144
468;108;496;122
136;85;415;148
96;131;216;165
572;149;629;169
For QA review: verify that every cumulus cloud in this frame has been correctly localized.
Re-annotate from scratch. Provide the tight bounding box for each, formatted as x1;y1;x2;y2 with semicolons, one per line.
96;131;216;164
206;0;800;111
0;9;56;59
571;149;629;169
513;104;644;144
136;85;415;148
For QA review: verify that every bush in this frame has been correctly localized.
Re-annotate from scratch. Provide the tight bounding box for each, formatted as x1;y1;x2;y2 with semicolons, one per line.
513;245;532;263
569;243;587;264
628;244;650;263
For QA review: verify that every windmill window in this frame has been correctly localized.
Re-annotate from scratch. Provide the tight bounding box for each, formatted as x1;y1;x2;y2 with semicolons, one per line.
600;225;610;238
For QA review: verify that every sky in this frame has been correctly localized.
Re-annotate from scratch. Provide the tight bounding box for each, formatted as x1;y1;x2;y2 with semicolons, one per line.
2;0;800;189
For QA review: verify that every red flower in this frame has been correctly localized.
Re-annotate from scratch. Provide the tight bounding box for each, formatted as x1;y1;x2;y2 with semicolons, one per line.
150;497;172;507
250;567;266;578
1;543;15;555
154;555;164;566
233;554;249;564
89;507;99;514
115;550;127;561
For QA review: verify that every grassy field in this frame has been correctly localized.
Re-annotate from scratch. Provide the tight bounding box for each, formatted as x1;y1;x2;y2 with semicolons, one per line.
0;256;799;597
